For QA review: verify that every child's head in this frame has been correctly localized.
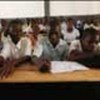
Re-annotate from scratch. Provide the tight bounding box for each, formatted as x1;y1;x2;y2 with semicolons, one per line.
49;19;60;33
67;18;74;32
9;20;23;37
81;28;99;52
5;20;23;44
49;30;60;47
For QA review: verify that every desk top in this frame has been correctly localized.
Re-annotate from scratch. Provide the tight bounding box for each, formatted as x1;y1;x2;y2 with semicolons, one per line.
0;65;100;83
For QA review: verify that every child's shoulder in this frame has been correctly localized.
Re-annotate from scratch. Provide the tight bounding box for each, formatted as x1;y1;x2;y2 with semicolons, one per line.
59;39;67;45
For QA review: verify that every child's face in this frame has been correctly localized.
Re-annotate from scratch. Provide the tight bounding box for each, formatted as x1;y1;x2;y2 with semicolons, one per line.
49;34;60;47
67;20;74;32
27;34;37;46
10;24;22;37
82;35;98;52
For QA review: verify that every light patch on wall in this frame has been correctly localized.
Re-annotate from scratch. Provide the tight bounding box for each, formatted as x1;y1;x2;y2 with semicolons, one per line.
0;1;44;18
50;1;100;16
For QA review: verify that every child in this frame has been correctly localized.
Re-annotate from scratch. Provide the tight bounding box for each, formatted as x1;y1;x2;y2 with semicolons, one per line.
0;20;33;78
61;18;80;45
42;30;68;61
68;28;100;67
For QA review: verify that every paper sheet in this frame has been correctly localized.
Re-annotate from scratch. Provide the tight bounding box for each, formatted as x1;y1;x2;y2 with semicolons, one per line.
50;61;89;73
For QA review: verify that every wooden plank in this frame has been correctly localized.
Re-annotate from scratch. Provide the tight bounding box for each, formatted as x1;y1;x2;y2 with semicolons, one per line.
0;65;100;83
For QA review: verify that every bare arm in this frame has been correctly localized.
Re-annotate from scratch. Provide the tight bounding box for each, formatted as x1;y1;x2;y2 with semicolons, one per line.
68;50;97;61
12;56;32;67
0;56;31;79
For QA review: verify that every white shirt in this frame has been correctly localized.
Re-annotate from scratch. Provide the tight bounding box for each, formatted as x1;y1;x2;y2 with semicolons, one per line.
0;36;32;60
32;41;43;58
1;32;8;43
61;21;67;33
0;23;2;32
22;24;33;34
90;24;100;31
84;23;100;31
62;28;80;43
84;23;90;30
0;34;43;60
68;40;83;55
38;24;46;31
68;39;100;56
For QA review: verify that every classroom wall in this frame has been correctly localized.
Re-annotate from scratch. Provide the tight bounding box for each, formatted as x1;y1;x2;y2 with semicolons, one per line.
50;1;100;16
0;1;44;19
0;1;99;19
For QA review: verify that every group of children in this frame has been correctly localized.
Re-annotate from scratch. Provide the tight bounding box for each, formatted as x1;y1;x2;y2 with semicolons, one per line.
0;17;100;78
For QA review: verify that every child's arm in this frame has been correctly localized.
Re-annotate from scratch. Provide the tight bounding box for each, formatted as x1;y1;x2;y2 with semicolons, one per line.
31;56;51;73
0;56;31;79
68;50;97;61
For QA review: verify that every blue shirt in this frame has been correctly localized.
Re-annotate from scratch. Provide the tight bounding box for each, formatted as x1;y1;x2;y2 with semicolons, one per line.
42;38;68;61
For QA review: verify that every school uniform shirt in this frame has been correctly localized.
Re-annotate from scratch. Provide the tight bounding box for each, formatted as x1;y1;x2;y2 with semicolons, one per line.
44;25;50;34
68;39;100;56
42;38;68;61
61;21;67;33
32;41;43;58
61;27;80;44
83;23;90;30
22;24;33;34
68;40;83;56
1;32;8;43
0;22;2;32
38;24;46;31
0;35;43;60
84;23;100;31
25;33;44;57
90;24;100;31
0;35;32;60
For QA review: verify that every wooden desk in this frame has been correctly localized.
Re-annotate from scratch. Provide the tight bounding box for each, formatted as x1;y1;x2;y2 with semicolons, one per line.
0;65;100;83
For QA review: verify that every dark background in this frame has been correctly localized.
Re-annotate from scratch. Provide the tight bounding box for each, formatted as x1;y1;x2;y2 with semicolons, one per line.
0;82;100;99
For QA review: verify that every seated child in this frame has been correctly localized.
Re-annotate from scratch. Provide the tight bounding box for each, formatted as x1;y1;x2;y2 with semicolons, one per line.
68;28;100;67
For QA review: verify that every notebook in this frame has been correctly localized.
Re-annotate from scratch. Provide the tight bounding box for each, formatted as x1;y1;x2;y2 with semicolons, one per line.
50;61;89;73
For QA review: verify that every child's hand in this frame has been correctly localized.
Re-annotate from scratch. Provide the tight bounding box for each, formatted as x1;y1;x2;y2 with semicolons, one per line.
0;59;15;79
39;59;51;73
